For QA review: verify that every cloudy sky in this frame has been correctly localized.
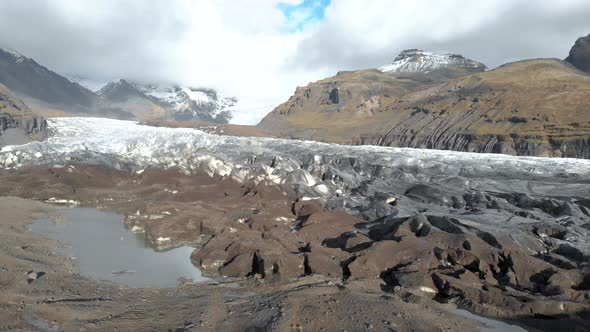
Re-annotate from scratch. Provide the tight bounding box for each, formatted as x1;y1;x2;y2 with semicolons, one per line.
0;0;589;124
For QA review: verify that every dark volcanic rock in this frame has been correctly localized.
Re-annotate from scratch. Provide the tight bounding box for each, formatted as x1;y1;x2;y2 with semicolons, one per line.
566;33;590;73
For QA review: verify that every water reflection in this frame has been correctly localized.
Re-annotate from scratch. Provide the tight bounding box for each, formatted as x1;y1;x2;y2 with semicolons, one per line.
29;208;210;288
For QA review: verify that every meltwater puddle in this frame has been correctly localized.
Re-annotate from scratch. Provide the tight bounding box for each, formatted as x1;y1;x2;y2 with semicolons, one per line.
28;208;210;288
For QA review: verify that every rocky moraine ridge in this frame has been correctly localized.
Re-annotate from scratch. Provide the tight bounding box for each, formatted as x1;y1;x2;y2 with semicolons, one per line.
259;35;590;158
1;117;589;330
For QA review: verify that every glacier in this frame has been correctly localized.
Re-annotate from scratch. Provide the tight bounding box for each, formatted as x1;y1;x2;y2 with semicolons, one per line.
1;117;589;194
1;117;589;211
2;117;589;256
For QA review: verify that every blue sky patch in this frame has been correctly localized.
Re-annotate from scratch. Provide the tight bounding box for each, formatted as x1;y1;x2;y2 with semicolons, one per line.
277;0;331;32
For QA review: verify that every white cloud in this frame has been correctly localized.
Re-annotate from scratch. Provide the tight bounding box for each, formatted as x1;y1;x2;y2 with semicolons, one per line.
292;0;590;71
0;0;329;124
0;0;589;125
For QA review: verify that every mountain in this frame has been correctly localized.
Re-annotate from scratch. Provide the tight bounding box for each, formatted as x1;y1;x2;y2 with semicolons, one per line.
134;84;235;123
259;46;590;158
0;47;134;119
565;33;590;73
99;79;153;102
0;48;96;110
95;80;235;123
94;79;163;120
0;47;236;123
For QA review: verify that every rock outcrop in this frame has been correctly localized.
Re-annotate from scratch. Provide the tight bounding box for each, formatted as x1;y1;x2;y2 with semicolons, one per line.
566;33;590;73
0;84;46;146
259;46;590;158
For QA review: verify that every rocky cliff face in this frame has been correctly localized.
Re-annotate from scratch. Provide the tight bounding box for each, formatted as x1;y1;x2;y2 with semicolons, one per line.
260;45;590;158
566;33;590;73
0;84;47;146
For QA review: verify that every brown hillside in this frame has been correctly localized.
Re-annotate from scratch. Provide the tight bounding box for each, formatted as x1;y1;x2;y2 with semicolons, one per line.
259;59;590;158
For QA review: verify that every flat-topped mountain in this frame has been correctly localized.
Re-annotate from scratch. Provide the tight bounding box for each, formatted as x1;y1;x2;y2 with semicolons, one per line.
379;49;487;74
259;39;590;158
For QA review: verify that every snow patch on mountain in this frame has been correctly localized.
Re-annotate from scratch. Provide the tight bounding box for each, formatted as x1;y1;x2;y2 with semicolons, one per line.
379;49;486;73
181;88;210;104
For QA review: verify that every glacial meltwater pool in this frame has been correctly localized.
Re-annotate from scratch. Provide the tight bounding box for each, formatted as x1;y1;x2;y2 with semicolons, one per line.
28;208;210;288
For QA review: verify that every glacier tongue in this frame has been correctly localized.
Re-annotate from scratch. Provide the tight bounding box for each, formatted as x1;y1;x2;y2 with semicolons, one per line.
1;117;589;209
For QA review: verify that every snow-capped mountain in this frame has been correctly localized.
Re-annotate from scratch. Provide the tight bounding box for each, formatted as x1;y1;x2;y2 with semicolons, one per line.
378;49;487;73
98;79;149;102
134;84;236;123
92;79;236;123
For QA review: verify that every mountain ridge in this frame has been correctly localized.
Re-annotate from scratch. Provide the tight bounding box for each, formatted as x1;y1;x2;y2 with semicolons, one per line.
0;47;236;123
94;79;235;123
0;48;96;109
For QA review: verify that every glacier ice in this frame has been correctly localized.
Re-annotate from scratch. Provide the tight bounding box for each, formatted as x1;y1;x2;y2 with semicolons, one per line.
1;117;589;186
1;117;589;214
